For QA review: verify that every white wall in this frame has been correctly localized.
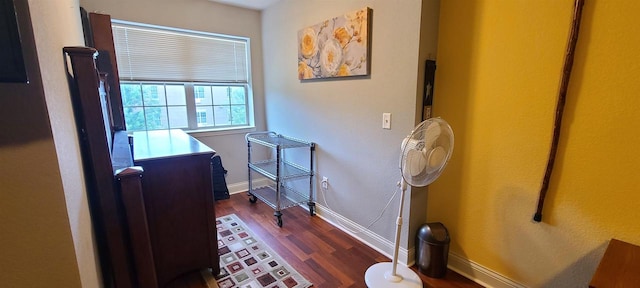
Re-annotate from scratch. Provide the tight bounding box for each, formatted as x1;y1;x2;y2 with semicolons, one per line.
28;0;102;286
80;0;267;186
0;0;89;286
262;0;436;259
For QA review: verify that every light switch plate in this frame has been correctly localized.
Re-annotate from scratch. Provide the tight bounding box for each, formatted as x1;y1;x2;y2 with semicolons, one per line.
383;113;391;129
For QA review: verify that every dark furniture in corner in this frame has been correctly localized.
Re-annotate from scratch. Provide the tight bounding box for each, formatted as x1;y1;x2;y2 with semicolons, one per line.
590;238;640;287
64;46;219;288
133;129;218;287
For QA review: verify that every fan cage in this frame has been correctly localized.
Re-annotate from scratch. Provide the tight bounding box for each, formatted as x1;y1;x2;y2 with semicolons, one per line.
399;118;454;187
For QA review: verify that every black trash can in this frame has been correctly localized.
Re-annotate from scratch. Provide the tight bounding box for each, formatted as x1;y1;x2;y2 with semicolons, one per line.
416;222;450;278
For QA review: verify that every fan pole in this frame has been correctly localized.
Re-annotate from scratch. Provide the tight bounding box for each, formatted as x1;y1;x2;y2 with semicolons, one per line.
364;179;422;288
534;0;585;222
390;179;407;278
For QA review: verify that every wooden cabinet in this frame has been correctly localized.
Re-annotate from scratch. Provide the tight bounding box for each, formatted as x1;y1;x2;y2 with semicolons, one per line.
133;129;220;287
74;10;222;286
65;46;219;287
590;239;640;288
87;12;126;130
64;46;138;287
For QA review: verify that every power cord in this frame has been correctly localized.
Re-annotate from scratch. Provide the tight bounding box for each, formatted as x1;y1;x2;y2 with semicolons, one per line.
320;178;399;234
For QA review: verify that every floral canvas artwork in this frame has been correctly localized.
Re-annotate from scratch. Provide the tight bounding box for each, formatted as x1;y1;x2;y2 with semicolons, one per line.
297;7;371;80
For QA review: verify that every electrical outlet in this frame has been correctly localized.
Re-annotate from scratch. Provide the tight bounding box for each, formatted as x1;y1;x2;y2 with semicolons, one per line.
321;177;328;189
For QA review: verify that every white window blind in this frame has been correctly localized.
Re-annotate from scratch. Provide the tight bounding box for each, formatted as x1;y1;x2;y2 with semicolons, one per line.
111;21;249;83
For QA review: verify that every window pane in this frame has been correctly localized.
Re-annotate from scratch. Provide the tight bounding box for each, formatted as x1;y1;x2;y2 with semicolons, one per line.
231;105;247;125
121;84;143;106
124;107;146;131
196;107;214;127
168;106;188;128
230;87;245;104
195;85;212;106
166;85;186;105
214;106;230;126
212;86;229;105
142;84;166;106
120;81;251;131
144;106;168;130
196;111;207;125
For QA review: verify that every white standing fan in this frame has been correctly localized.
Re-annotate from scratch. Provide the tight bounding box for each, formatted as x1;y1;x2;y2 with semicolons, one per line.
365;117;454;288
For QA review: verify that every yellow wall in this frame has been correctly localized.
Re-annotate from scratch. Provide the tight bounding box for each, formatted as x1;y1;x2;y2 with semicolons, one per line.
431;0;640;286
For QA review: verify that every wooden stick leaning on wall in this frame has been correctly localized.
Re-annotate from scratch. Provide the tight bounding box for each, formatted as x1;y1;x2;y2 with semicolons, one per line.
534;0;586;223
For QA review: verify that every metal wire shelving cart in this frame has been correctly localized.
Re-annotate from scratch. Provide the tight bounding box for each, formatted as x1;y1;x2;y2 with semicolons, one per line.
245;132;315;227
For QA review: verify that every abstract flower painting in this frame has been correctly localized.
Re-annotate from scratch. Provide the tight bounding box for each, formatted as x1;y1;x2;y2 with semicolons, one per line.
297;7;371;80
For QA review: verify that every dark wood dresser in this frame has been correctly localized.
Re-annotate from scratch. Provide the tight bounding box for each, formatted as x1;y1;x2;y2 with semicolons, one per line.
133;129;219;287
65;46;220;287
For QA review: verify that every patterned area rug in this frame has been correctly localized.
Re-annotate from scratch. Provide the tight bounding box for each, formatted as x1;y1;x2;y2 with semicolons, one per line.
204;214;313;288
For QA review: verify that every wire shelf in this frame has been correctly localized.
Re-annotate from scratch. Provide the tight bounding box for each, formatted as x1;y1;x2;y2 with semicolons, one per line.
248;160;311;181
250;185;310;211
246;132;313;149
246;131;315;227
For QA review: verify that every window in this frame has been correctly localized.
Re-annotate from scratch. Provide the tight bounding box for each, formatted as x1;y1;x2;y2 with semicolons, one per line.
194;86;206;102
111;20;253;132
195;85;247;127
120;83;189;131
196;110;207;125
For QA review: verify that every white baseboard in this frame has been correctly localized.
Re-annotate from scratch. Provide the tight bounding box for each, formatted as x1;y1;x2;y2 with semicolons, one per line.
228;181;250;195
227;181;522;288
447;252;526;288
228;179;270;195
311;202;413;266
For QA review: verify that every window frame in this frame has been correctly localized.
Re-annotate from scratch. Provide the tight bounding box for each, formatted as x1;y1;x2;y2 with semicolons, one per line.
111;19;255;133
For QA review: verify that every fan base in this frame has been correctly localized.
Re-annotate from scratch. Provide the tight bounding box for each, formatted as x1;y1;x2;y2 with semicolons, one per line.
364;262;422;288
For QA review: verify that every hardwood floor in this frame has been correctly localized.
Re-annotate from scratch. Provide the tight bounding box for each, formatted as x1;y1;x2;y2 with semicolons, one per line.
166;193;483;288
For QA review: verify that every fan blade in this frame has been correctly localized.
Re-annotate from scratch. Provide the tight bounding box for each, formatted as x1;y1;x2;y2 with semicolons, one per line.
424;121;442;148
426;146;447;173
406;149;427;177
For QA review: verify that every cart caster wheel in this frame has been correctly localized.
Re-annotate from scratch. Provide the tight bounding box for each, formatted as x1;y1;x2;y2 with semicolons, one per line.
308;202;316;216
249;195;257;203
276;217;283;227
